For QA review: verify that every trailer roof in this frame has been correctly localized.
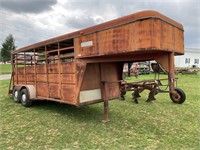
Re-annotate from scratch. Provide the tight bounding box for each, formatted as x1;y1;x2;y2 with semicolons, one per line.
13;10;183;54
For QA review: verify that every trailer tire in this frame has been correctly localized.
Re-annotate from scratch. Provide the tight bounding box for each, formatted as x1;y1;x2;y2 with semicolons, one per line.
20;88;32;107
12;86;21;103
170;88;186;104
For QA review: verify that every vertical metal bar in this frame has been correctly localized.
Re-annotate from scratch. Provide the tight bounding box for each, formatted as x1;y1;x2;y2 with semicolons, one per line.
11;53;14;84
34;49;37;97
31;55;33;65
11;53;14;87
168;52;175;92
58;42;62;98
8;53;14;94
45;46;49;97
24;52;27;84
102;81;109;123
16;54;18;84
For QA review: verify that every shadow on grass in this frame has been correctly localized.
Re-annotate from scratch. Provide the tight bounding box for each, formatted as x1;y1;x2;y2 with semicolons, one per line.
30;100;105;122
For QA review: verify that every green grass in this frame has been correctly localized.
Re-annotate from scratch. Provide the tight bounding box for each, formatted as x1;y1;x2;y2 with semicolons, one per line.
0;74;200;149
0;64;12;74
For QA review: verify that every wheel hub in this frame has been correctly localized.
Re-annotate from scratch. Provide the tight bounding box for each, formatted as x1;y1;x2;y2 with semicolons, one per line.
22;94;26;102
14;91;18;101
172;93;181;102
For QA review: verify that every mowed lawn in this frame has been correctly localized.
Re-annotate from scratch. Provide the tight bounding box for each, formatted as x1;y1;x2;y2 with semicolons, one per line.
0;74;199;149
0;64;12;74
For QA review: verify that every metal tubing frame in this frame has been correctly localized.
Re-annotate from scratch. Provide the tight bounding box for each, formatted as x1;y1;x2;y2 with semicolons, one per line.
102;81;110;123
168;52;175;93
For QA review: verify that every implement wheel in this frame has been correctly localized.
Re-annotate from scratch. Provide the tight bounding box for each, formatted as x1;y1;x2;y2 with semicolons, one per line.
12;86;21;103
20;88;33;107
170;88;186;104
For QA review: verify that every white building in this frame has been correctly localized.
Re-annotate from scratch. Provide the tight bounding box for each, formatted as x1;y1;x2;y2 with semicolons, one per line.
175;48;200;68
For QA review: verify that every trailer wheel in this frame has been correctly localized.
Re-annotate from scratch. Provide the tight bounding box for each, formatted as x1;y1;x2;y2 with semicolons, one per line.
12;86;21;103
170;88;186;104
20;88;32;107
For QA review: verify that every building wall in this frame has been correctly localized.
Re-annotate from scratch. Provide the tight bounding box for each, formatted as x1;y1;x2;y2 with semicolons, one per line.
175;48;200;68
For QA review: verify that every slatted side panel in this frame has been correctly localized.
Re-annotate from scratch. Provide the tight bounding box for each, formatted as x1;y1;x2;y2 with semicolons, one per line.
26;66;35;74
36;74;47;82
26;66;35;85
61;74;76;84
13;67;24;84
61;84;76;104
61;62;76;74
36;64;46;74
49;84;60;98
26;74;35;82
48;64;58;74
17;67;25;74
35;64;48;97
37;83;48;97
60;62;77;104
13;61;77;103
14;65;35;85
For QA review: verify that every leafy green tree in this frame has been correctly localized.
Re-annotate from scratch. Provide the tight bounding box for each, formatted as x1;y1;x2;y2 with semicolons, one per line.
0;34;16;63
0;45;2;62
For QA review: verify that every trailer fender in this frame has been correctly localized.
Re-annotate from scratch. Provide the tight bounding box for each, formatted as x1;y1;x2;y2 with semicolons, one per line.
20;85;36;99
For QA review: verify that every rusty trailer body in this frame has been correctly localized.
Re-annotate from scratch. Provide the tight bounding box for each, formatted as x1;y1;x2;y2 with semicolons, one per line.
9;10;185;121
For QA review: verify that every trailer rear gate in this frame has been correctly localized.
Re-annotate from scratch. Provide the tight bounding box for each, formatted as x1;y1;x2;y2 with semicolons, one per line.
9;10;185;121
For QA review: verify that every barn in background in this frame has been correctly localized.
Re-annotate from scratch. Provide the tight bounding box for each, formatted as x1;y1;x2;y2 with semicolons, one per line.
175;48;200;68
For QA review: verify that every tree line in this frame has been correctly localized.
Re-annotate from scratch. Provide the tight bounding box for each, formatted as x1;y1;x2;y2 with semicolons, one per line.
0;34;16;64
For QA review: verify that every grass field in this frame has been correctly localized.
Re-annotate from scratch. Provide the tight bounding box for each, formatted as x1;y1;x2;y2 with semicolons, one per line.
0;64;12;74
0;74;199;149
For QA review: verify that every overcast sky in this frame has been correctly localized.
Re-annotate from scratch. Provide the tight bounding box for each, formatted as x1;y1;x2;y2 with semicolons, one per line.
0;0;199;50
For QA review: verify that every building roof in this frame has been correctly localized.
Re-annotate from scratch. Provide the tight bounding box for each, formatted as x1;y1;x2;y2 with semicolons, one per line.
185;48;200;53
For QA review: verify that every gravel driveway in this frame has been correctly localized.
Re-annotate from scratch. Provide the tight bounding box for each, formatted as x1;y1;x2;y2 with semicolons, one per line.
0;74;11;80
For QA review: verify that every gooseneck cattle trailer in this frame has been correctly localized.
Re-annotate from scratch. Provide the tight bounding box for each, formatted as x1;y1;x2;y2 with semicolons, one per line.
9;10;186;122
